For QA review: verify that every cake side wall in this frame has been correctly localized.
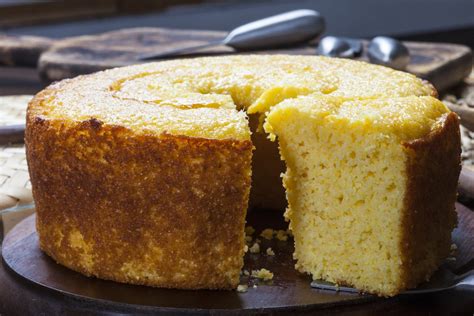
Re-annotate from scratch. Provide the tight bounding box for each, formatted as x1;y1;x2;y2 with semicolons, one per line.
25;108;252;290
401;112;461;289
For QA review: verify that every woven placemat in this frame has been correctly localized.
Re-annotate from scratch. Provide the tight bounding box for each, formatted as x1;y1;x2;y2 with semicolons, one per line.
0;95;32;211
0;144;31;210
443;68;474;168
0;95;30;126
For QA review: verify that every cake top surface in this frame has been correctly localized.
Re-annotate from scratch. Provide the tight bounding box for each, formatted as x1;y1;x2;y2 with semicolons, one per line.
265;95;450;141
29;55;437;140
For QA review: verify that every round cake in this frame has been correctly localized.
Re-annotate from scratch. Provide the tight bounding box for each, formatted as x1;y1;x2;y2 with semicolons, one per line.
26;55;460;295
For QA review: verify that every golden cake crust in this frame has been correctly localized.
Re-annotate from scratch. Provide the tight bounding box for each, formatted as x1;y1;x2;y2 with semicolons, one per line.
26;88;252;289
400;112;461;290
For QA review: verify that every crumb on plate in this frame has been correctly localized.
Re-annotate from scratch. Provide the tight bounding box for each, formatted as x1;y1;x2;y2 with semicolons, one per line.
237;284;248;293
249;242;260;254
251;268;274;281
260;228;274;240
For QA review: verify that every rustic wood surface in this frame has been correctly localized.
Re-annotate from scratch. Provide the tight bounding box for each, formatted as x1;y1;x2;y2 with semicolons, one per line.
34;28;474;91
1;205;474;315
0;27;472;91
0;34;54;67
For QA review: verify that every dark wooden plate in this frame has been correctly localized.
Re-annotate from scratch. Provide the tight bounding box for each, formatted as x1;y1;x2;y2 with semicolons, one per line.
2;205;474;314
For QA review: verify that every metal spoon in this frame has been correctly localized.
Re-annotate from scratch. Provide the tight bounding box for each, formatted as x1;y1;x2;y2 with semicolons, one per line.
137;9;325;60
368;36;410;70
317;36;363;58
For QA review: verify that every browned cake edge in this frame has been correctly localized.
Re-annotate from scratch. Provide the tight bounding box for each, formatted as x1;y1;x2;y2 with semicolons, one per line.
26;88;253;290
423;80;438;98
400;111;461;291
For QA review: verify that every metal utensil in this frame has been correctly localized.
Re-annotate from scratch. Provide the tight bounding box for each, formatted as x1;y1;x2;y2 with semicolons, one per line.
368;36;410;70
317;36;363;58
137;9;325;60
311;265;474;295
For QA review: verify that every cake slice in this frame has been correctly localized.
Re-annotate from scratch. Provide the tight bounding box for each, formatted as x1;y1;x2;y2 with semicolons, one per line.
264;95;461;296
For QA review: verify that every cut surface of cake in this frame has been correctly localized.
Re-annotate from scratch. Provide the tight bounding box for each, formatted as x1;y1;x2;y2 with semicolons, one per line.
25;55;459;293
264;95;461;296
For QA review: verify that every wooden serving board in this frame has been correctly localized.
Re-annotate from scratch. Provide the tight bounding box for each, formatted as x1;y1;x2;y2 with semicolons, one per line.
2;205;474;314
0;28;472;91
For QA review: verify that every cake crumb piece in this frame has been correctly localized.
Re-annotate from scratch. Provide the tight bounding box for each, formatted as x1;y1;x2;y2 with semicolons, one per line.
275;230;288;241
243;269;250;276
251;268;274;281
245;235;253;243
450;243;458;256
244;245;248;253
266;247;275;256
260;228;274;240
249;242;260;254
245;226;255;236
253;284;257;288
237;284;248;293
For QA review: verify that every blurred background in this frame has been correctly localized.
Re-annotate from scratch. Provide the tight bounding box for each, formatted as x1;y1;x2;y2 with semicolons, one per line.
1;0;474;45
0;0;473;96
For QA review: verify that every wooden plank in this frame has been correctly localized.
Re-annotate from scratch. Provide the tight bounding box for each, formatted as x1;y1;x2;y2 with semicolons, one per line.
0;27;472;91
0;34;53;67
35;27;474;91
37;27;230;80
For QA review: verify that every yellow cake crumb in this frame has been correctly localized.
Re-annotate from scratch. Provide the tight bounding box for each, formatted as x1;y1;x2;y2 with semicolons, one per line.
237;284;248;293
275;230;288;241
249;243;260;254
245;236;253;243
266;247;275;256
244;245;248;253
245;226;255;236
251;268;274;281
260;228;274;240
450;243;458;256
